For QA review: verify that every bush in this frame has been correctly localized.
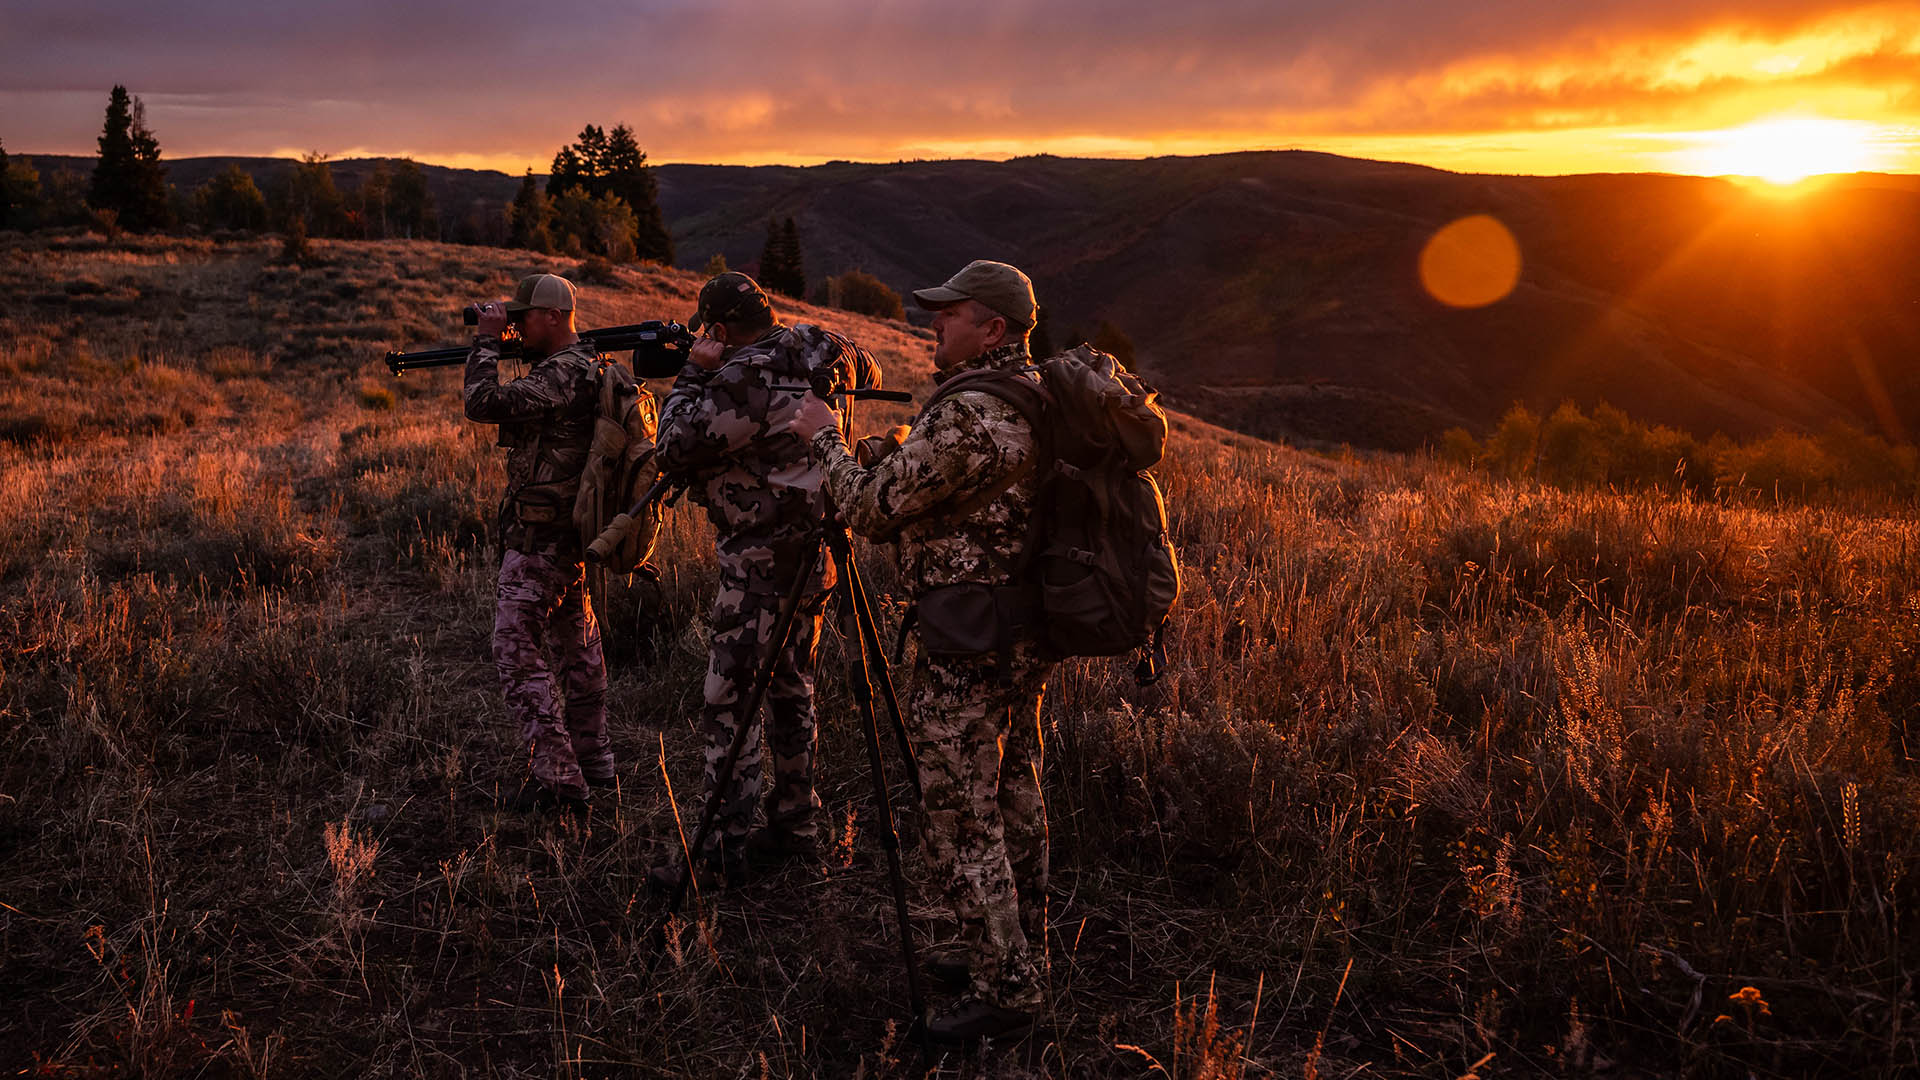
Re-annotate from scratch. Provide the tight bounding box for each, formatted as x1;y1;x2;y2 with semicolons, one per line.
576;254;619;286
825;269;905;320
357;381;395;410
1485;404;1540;476
1538;402;1605;487
280;219;310;263
196;165;270;232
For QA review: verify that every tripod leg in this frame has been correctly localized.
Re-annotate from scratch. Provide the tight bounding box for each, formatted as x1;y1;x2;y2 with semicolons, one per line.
824;529;932;1061
662;551;820;922
840;541;923;806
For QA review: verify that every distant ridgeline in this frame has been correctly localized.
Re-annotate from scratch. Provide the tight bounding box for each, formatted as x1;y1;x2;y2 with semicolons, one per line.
9;149;1920;452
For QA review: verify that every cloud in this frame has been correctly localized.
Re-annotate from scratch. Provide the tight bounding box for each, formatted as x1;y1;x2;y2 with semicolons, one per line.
3;0;1918;173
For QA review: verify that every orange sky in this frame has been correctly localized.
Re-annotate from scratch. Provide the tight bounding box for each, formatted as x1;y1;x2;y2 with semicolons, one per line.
5;1;1918;177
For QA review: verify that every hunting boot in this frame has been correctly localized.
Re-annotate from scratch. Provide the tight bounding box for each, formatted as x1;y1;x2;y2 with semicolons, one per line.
924;996;1035;1043
501;778;589;820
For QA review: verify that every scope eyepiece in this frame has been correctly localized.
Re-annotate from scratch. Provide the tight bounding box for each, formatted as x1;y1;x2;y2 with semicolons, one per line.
631;320;697;379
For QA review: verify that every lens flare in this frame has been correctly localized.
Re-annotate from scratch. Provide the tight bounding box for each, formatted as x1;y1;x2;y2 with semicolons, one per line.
1419;215;1521;309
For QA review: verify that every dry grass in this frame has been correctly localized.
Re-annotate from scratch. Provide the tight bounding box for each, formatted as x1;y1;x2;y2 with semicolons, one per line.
3;233;1916;1078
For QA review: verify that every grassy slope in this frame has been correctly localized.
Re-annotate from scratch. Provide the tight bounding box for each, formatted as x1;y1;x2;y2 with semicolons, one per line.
3;233;1918;1078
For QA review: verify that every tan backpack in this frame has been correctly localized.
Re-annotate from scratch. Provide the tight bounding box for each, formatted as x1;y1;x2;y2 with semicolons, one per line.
573;356;661;596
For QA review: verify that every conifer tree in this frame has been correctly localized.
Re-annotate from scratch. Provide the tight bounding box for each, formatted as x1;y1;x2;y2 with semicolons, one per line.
778;217;805;298
89;85;171;231
0;139;11;230
757;216;805;298
507;170;553;252
547;145;585;197
547;123;670;262
757;217;785;291
604;125;672;262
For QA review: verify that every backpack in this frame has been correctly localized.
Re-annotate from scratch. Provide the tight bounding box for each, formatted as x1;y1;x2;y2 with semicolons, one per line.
926;344;1181;680
573;355;662;591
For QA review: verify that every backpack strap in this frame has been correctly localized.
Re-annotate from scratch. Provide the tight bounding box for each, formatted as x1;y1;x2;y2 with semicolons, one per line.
893;367;1052;538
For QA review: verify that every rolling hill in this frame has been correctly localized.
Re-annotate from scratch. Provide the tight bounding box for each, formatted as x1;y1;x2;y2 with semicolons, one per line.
22;150;1920;449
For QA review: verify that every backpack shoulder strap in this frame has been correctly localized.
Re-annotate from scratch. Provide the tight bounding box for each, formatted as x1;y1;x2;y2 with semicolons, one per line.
909;367;1052;526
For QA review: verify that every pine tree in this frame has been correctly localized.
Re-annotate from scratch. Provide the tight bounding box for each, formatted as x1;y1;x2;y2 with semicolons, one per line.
0;139;11;230
507;170;553;252
778;217;805;298
576;125;609;183
549;124;671;263
757;216;805;298
604;125;672;263
547;146;585;198
757;217;785;291
280;153;345;236
89;85;171;231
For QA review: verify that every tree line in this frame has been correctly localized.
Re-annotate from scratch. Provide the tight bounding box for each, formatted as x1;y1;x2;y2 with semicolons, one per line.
1;88;675;260
3;86;921;323
1442;401;1920;501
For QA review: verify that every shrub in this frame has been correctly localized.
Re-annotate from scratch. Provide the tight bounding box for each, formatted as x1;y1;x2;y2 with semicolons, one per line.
825;269;905;320
357;381;395;410
1485;403;1540;476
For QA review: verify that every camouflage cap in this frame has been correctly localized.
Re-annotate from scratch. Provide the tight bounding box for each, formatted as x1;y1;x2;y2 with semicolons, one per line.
911;260;1036;330
689;271;773;332
504;272;576;313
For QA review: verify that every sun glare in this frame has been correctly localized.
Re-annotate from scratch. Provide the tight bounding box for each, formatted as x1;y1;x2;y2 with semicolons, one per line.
1673;114;1886;185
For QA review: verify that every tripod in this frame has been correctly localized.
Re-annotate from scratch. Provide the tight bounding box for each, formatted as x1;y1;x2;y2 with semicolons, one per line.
654;505;931;1056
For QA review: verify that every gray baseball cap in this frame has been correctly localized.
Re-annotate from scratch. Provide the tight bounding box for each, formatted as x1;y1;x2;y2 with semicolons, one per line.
912;260;1036;330
504;272;576;313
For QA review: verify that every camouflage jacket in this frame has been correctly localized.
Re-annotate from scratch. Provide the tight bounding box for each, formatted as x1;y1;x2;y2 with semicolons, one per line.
464;337;601;554
812;342;1040;595
658;322;880;590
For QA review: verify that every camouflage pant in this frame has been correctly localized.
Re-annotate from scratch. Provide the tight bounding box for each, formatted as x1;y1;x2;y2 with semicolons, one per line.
913;639;1053;1011
699;566;828;856
494;549;611;798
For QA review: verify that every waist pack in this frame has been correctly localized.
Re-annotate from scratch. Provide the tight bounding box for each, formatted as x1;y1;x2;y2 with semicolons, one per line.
919;344;1181;681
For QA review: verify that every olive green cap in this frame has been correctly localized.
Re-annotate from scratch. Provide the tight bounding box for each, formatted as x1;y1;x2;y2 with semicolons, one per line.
911;260;1036;330
689;271;773;332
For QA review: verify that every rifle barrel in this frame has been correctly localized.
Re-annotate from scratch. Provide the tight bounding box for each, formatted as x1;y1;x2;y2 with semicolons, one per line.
384;323;678;375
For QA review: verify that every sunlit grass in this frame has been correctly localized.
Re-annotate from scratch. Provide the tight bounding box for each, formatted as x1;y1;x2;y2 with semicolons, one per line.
3;233;1917;1076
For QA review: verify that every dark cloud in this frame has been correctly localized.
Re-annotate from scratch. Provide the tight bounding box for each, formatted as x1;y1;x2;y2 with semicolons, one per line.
2;0;1915;170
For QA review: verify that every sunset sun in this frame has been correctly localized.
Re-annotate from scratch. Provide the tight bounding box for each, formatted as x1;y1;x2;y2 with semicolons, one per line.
1674;114;1888;185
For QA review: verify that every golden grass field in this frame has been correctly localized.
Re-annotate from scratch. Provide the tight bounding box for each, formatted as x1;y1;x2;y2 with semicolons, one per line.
3;231;1918;1078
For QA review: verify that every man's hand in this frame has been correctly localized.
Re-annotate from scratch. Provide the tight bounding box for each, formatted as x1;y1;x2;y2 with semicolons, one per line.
689;337;727;371
475;300;511;337
788;391;841;443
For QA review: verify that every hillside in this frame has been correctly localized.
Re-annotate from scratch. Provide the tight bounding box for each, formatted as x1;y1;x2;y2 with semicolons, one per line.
4;234;1920;1076
20;150;1920;451
655;153;1920;450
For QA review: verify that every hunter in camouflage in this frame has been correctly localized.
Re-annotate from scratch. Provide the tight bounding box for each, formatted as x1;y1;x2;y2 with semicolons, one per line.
790;260;1054;1041
465;274;613;814
654;272;879;883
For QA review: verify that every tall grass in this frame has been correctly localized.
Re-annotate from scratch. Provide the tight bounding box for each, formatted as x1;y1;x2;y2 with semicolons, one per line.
3;234;1916;1077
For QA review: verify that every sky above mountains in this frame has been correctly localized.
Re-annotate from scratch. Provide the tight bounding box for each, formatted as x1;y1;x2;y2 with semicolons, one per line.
6;0;1919;176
